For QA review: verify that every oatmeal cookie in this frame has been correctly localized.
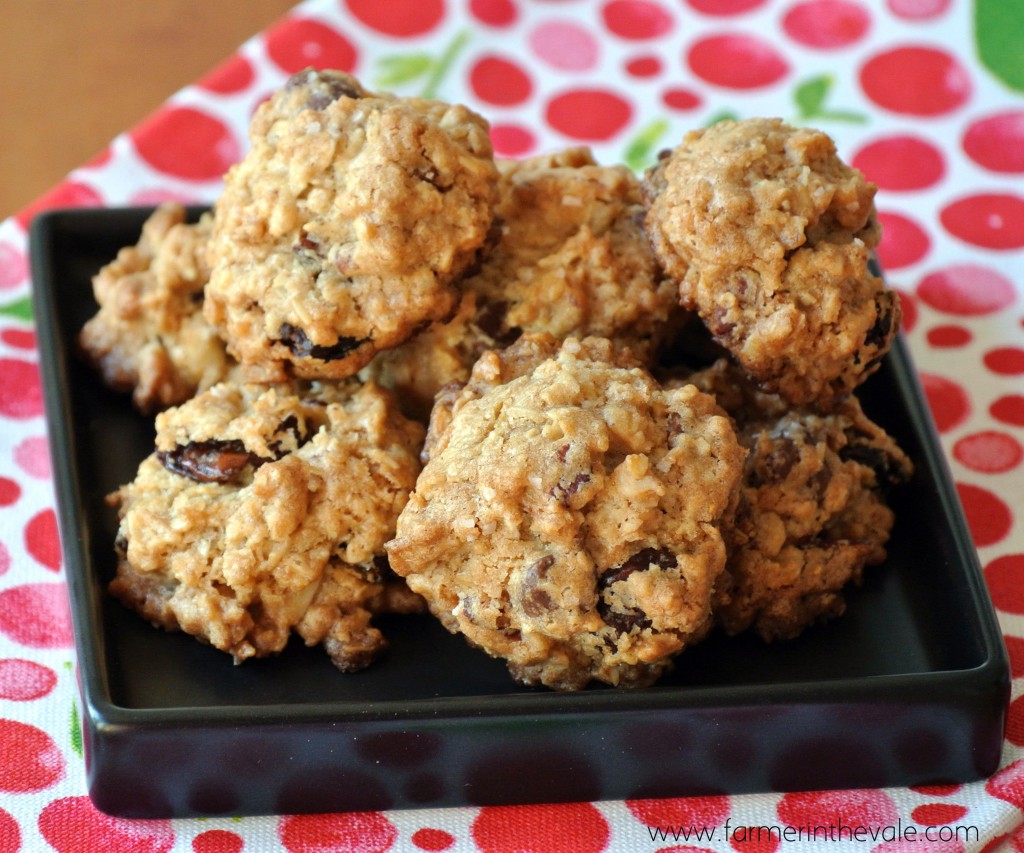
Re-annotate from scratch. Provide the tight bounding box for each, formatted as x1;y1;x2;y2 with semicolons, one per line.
358;288;503;423
644;118;899;409
204;68;499;380
680;358;913;641
387;335;745;690
79;202;236;412
108;378;425;671
360;148;683;420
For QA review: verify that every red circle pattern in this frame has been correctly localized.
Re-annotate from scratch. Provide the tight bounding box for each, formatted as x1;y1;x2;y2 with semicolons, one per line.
853;136;945;191
782;0;871;49
266;18;358;74
859;46;971;116
985;555;1024;614
956;483;1013;548
473;803;609;853
876;211;931;270
130;107;241;182
687;34;790;89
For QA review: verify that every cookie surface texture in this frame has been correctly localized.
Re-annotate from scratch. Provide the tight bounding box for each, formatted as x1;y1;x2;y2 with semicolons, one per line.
644;118;899;409
79;202;234;412
387;336;745;690
205;68;499;379
108;378;425;671
361;147;682;420
683;359;913;641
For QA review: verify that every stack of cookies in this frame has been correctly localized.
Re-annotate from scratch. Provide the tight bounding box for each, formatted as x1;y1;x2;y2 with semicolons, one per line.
81;69;911;691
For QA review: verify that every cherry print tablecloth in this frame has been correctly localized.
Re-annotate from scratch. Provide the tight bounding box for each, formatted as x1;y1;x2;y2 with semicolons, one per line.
2;0;1024;850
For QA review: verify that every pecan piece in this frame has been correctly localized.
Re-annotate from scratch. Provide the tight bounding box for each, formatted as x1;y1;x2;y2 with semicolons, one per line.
549;473;591;504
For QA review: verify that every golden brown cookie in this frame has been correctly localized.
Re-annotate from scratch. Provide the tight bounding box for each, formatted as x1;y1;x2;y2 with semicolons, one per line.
360;147;683;420
108;378;425;671
680;358;913;641
204;68;499;380
644;118;899;410
79;202;236;413
387;335;745;690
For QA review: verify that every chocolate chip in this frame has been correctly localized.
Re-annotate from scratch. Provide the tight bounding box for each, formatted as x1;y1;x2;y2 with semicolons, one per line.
278;323;369;361
597;548;677;634
158;440;264;484
521;555;556;617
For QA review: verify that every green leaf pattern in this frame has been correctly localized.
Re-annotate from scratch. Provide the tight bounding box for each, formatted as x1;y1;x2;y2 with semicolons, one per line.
0;295;32;321
623;118;671;172
975;0;1024;92
793;75;867;124
374;30;471;99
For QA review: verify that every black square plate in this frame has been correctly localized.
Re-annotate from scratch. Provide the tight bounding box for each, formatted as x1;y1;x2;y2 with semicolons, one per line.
31;206;1009;819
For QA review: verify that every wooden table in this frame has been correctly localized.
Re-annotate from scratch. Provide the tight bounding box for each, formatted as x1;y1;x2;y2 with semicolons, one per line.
0;0;296;220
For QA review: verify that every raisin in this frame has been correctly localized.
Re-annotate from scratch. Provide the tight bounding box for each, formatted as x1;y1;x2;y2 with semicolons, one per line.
278;323;369;361
600;548;677;588
521;555;555;617
864;293;895;350
158;440;263;484
268;414;308;456
839;441;907;485
290;71;364;109
474;299;522;346
597;548;676;634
